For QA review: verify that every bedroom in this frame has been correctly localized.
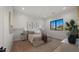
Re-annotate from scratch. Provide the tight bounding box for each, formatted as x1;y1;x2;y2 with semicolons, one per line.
0;6;79;52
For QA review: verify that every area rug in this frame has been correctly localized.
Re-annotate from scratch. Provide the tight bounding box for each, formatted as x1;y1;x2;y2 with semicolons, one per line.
32;38;52;47
27;38;62;52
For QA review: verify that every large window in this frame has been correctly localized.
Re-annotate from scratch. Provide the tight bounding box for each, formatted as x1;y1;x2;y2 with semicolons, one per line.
50;19;64;30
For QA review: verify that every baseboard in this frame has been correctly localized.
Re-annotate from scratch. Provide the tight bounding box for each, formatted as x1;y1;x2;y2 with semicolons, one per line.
47;36;62;41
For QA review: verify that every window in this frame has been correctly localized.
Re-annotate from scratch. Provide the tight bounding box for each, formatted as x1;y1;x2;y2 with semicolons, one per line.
50;19;64;30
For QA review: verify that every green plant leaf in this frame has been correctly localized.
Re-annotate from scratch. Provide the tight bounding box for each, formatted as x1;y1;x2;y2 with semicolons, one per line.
66;22;70;27
70;19;75;26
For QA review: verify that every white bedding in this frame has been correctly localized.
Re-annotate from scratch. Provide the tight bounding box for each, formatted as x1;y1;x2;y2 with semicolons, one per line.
28;33;41;44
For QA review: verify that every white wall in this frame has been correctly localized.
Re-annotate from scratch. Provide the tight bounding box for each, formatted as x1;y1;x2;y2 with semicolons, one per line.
0;7;4;47
0;7;13;52
13;12;45;29
45;9;77;40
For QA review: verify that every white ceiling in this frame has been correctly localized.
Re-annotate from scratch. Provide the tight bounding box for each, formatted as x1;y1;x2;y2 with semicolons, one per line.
13;6;77;19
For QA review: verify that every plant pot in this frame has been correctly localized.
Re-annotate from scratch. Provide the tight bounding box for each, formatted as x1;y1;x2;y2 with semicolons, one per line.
68;35;76;44
76;34;79;38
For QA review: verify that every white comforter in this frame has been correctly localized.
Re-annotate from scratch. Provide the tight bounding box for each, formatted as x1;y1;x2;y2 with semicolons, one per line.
28;33;41;44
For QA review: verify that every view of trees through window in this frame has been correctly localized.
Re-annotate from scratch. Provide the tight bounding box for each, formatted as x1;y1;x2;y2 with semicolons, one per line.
50;19;64;30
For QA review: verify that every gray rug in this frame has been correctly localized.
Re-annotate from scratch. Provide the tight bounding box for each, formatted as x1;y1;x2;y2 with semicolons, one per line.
28;38;62;52
32;38;52;47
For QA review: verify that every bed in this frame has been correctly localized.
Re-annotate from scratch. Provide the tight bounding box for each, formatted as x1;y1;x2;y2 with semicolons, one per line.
28;29;42;46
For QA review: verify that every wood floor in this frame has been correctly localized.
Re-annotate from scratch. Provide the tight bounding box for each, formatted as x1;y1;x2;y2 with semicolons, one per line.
11;40;33;52
11;38;79;52
11;38;62;52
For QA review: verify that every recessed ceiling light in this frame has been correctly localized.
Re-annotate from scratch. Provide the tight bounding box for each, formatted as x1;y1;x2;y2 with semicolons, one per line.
22;8;24;10
63;7;66;10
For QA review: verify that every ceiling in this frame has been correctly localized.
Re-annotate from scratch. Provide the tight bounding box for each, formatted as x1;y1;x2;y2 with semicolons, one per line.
13;6;77;19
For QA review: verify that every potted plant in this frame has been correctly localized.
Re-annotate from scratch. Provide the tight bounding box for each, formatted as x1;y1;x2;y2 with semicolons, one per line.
65;19;78;44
